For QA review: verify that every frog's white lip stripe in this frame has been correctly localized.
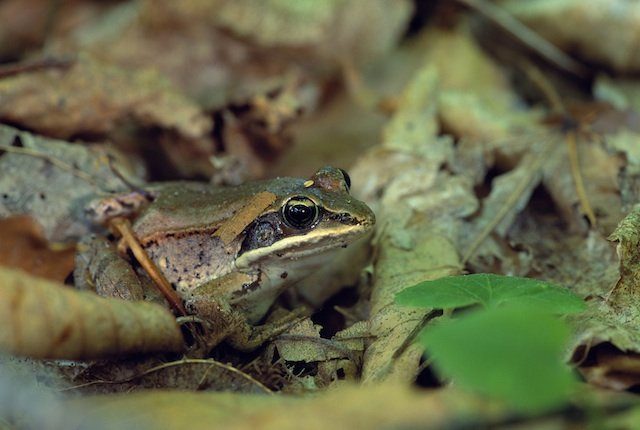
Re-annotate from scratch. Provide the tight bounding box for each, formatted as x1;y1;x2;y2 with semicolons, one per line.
235;223;371;269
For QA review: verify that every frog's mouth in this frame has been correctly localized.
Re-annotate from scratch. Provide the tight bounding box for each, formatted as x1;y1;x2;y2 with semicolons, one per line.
235;223;372;269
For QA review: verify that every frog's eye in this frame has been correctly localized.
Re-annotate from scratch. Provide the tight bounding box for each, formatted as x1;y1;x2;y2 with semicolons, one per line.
338;168;351;191
282;197;319;229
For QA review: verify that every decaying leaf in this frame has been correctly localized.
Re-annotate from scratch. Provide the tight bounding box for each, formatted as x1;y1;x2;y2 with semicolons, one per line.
54;0;411;109
0;125;142;243
0;215;75;282
568;205;640;389
0;266;183;359
0;53;212;141
461;149;547;269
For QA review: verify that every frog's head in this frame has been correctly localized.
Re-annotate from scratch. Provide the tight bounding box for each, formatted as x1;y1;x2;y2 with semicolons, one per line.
235;166;375;271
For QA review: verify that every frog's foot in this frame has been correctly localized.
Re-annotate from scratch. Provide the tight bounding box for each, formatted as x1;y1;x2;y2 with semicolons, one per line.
226;307;309;352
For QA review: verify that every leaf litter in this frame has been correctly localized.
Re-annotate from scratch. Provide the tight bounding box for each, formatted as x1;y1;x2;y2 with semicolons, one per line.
3;1;640;428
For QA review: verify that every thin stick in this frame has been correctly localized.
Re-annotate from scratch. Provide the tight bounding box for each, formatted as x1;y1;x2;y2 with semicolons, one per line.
518;61;598;227
110;217;186;316
458;0;589;78
392;309;441;360
60;358;273;394
566;130;597;226
519;60;564;114
0;56;74;79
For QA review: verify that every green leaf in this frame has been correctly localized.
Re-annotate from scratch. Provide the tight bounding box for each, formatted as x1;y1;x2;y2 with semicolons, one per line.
395;274;586;314
420;305;577;413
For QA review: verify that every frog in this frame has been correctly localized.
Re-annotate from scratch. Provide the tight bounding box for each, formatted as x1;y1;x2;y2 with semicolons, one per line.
74;166;375;352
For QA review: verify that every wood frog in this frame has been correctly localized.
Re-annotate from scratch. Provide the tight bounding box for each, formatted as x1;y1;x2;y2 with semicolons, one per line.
75;166;375;351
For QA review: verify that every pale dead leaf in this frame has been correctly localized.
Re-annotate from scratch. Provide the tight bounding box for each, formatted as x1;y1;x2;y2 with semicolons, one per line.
350;63;477;383
420;25;543;143
0;266;183;359
68;384;507;430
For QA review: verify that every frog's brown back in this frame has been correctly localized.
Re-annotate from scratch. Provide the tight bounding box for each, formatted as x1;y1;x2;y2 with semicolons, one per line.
132;181;267;243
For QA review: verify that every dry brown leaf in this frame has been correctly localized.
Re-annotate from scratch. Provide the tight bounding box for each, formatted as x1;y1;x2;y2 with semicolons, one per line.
0;266;183;359
0;215;75;282
0;53;212;141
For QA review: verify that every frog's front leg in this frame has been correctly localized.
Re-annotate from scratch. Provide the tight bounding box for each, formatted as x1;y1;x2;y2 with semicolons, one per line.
187;273;308;352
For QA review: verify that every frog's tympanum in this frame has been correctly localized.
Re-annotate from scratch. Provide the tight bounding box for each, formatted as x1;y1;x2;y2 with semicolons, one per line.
76;167;375;351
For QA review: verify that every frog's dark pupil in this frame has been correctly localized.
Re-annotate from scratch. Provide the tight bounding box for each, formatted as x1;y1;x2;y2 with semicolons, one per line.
283;197;318;229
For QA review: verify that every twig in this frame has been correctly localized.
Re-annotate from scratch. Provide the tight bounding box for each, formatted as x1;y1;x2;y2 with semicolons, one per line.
110;217;186;316
392;309;441;361
0;56;74;79
519;62;598;227
60;358;273;394
566;130;597;226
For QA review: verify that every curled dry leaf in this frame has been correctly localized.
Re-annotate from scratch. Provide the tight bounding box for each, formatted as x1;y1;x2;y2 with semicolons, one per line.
0;53;212;141
0;215;75;283
0;266;184;360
